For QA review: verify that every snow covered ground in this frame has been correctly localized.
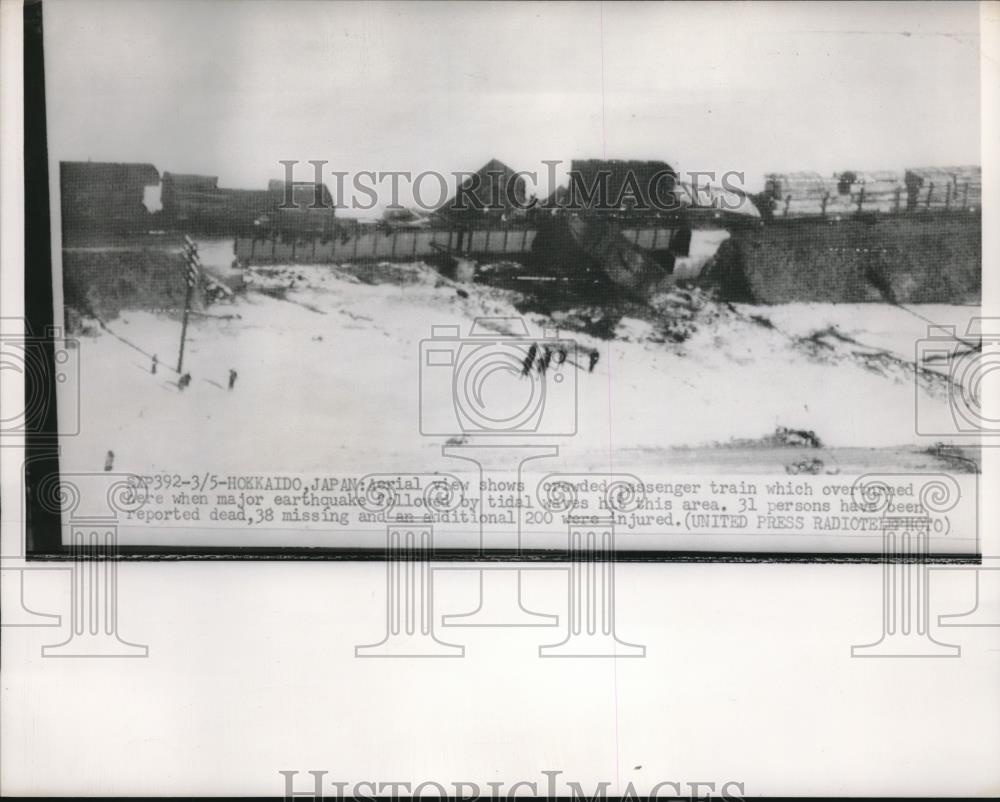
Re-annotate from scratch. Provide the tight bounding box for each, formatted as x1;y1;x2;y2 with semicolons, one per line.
52;255;982;551
58;257;981;476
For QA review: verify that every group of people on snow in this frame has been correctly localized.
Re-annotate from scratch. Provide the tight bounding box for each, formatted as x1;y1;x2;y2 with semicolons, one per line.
150;354;237;392
520;344;600;376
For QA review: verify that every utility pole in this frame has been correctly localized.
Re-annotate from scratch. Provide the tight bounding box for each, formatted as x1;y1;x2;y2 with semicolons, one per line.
178;235;200;373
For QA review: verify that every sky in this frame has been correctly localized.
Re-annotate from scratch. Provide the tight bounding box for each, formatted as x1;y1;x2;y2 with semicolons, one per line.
43;0;982;212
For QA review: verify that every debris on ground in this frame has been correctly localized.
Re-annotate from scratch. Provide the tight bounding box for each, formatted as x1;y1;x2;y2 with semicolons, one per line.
793;324;951;395
775;426;823;448
785;457;825;474
725;426;824;450
544;285;724;345
922;442;980;473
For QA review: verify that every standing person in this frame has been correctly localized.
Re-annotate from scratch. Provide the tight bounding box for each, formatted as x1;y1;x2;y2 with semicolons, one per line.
588;349;600;373
151;354;158;374
228;369;238;390
179;372;191;390
538;346;552;374
104;450;114;472
521;343;538;376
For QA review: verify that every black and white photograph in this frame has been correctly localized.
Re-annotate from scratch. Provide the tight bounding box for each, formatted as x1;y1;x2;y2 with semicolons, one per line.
1;0;998;797
23;0;990;556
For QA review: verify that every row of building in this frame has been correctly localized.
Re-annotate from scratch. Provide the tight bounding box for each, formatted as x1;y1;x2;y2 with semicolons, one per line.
60;157;980;240
60;162;337;240
59;157;702;240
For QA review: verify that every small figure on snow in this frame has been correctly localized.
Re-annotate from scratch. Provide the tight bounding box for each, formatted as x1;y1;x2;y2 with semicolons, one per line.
521;343;538;376
538;346;552;374
178;372;192;391
588;349;600;373
104;450;114;472
151;354;158;375
228;369;238;390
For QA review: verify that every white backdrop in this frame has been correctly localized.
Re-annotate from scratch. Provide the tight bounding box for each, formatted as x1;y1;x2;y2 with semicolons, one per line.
2;2;999;796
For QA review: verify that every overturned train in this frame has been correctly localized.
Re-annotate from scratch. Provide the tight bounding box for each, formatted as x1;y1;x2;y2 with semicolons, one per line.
528;206;981;305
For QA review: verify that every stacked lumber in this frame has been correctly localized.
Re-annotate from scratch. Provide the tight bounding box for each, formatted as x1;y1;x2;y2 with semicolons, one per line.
905;166;981;211
850;170;906;214
764;172;837;217
763;172;842;217
763;167;983;217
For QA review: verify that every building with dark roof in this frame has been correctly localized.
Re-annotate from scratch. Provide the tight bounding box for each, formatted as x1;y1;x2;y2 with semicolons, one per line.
60;161;161;238
435;158;528;222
